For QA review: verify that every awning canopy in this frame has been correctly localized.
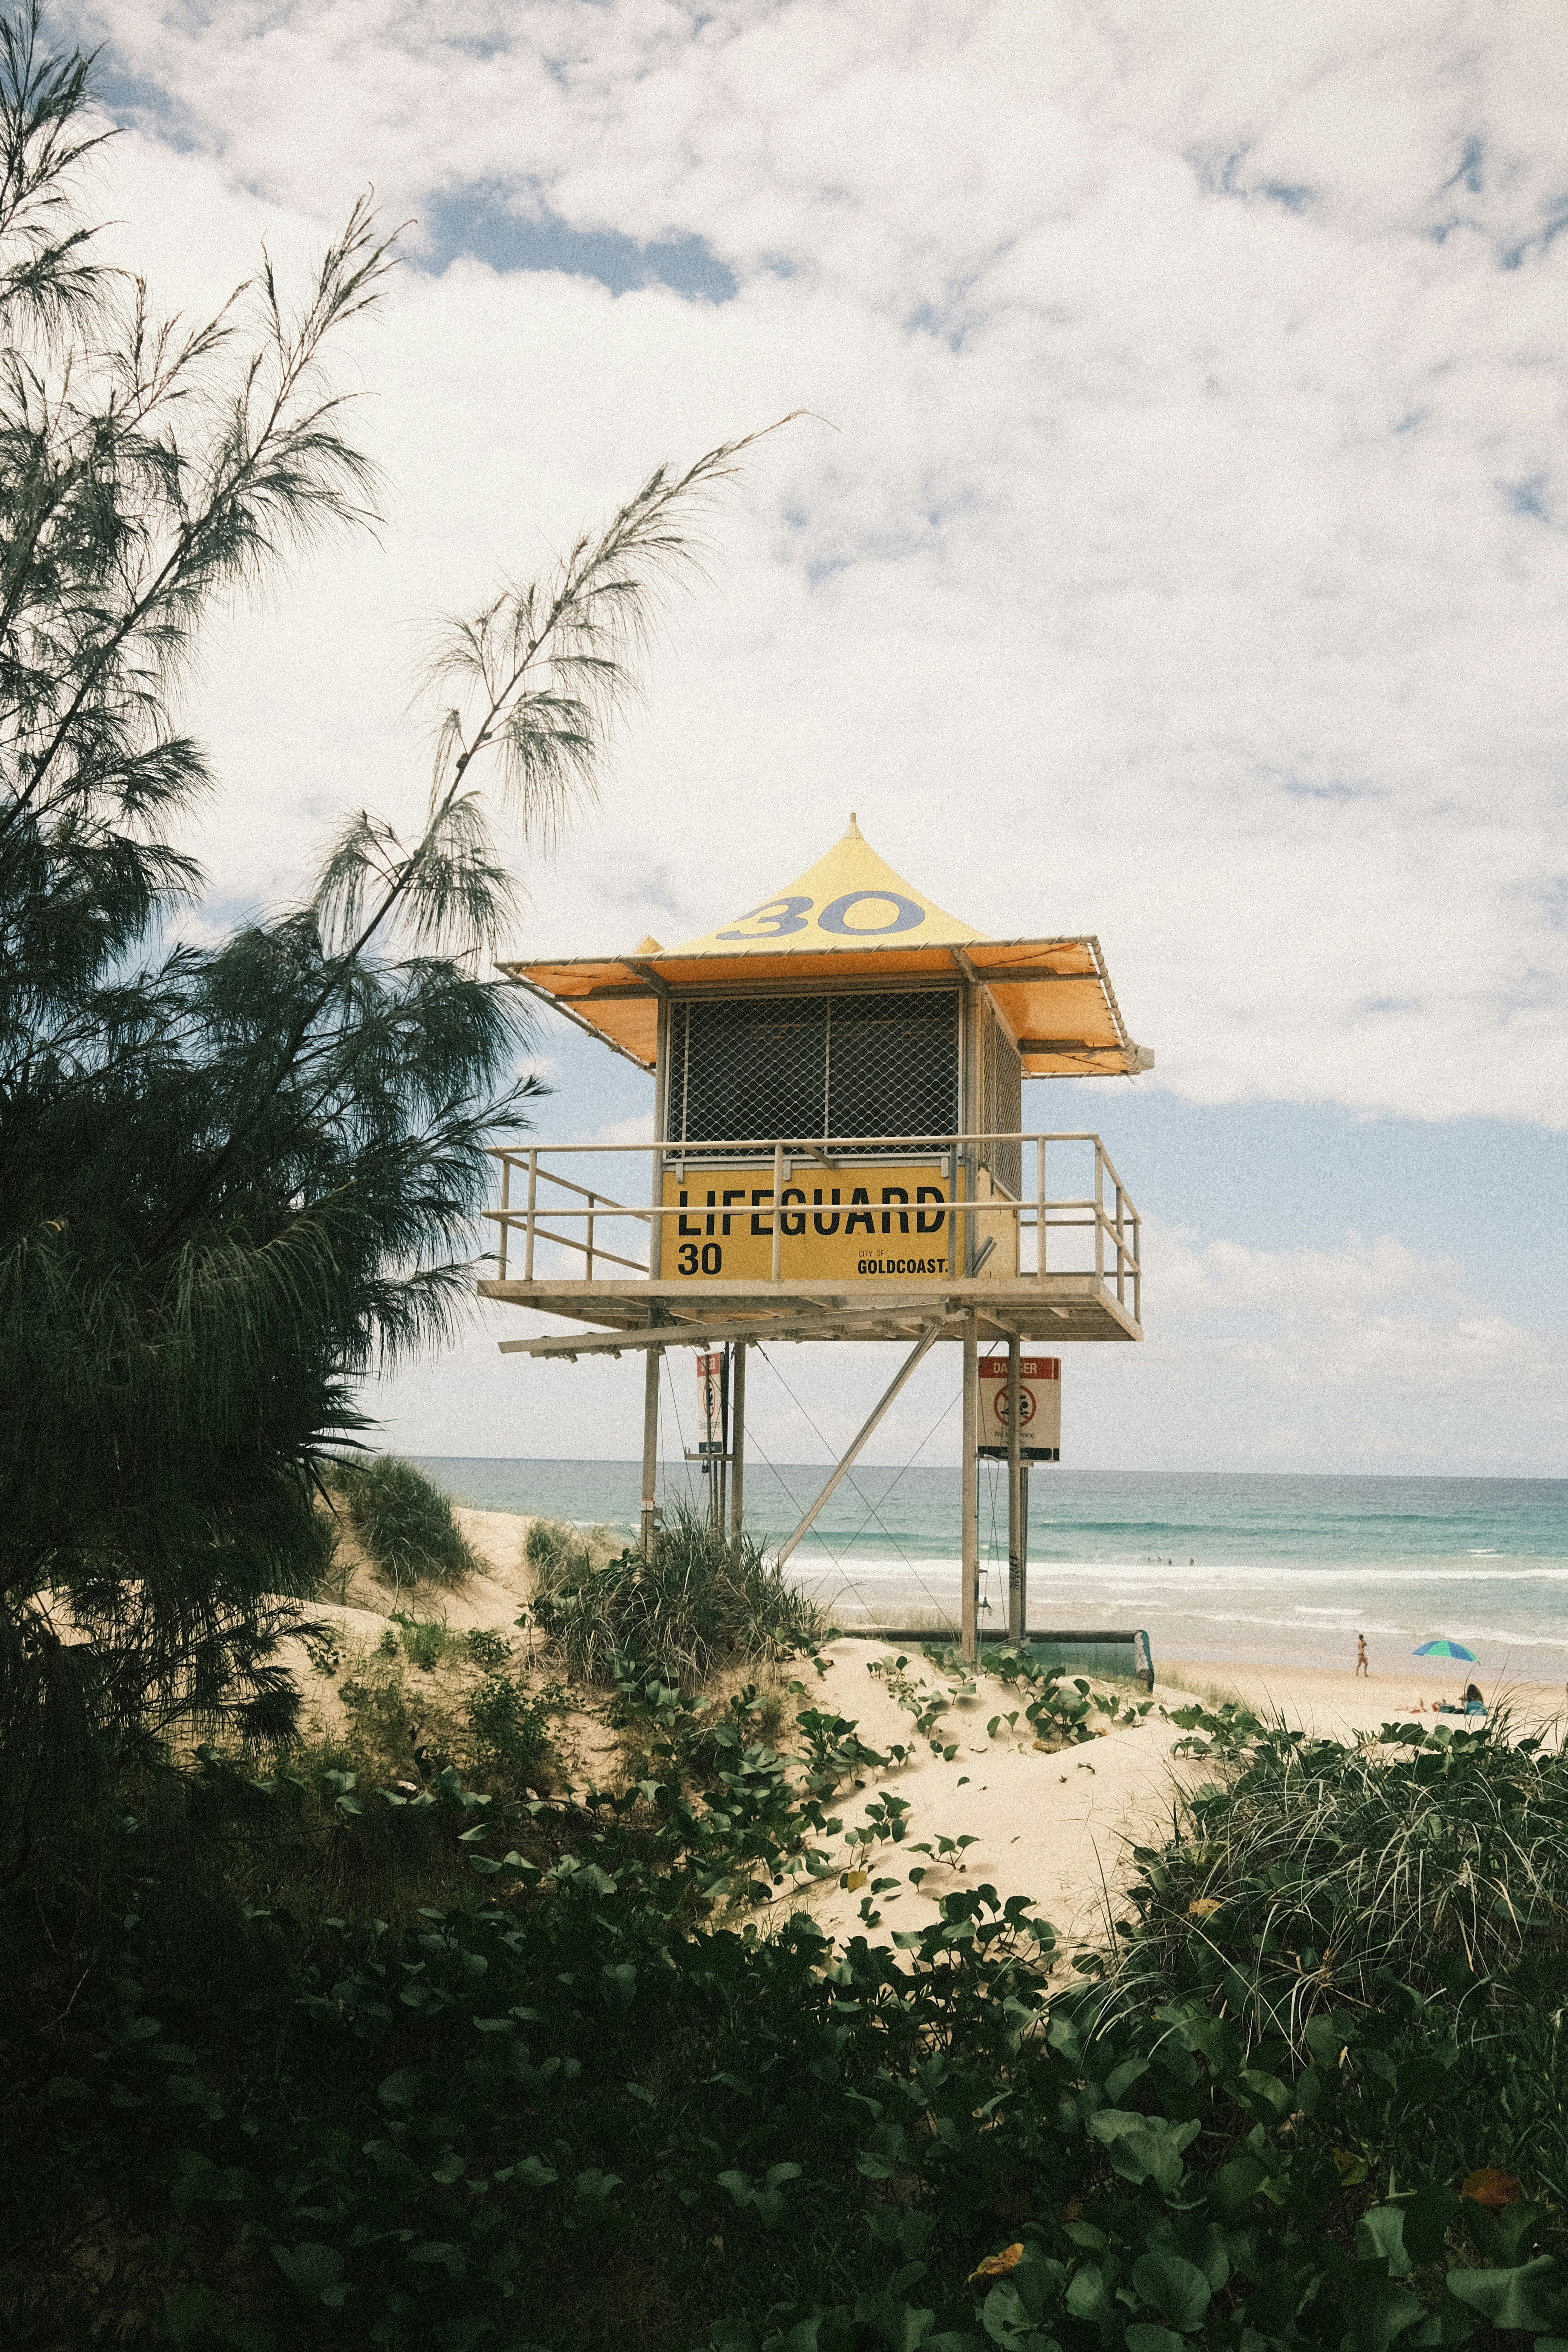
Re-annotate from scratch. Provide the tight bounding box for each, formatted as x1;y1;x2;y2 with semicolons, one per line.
498;816;1152;1080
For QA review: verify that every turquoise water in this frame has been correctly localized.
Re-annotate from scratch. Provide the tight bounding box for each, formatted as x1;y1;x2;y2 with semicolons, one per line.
415;1459;1568;1681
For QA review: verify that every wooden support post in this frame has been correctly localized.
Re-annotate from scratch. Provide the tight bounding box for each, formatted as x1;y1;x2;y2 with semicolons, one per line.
961;1312;979;1663
1007;1334;1023;1643
1020;1459;1031;1639
729;1341;746;1545
640;1345;662;1559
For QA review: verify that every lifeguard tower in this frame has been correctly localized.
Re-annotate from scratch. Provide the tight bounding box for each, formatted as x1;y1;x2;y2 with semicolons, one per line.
482;818;1150;1661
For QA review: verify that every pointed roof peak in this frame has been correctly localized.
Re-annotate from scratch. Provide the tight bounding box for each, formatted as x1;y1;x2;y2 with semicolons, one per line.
672;819;988;955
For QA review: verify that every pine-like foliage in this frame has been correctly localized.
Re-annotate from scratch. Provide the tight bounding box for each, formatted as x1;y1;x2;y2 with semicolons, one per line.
0;4;776;1883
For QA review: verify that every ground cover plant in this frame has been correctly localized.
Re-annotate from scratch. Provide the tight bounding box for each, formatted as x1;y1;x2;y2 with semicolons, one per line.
5;1665;1568;2352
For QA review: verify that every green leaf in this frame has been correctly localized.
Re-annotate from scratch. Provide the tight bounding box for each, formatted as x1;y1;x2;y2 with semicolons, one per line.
1086;2109;1200;2193
270;2242;353;2307
1357;2208;1412;2280
514;2155;558;2189
1125;2328;1188;2352
1340;2265;1424;2352
1131;2252;1212;2332
1065;2267;1116;2327
1403;2185;1461;2268
1213;2153;1268;2217
160;2283;219;2346
1445;2257;1568;2335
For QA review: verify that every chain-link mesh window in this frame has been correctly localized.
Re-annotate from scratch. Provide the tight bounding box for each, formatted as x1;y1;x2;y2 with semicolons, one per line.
666;989;959;1150
981;1001;1022;1196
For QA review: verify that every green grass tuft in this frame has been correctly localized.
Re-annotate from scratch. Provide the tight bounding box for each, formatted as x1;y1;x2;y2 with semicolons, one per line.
323;1453;481;1596
529;1501;829;1690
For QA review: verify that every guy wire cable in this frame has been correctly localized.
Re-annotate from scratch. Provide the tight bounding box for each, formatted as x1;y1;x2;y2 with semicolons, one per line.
756;1343;957;1626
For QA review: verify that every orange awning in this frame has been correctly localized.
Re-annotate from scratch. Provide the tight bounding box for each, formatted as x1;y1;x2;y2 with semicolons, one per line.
497;817;1152;1079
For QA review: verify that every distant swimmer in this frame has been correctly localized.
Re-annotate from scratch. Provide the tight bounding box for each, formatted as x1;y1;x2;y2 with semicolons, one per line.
1355;1634;1369;1678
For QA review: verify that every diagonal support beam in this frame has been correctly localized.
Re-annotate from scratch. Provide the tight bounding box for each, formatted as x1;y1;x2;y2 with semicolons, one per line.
775;1320;946;1570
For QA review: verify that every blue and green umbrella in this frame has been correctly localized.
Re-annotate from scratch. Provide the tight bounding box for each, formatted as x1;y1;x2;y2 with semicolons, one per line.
1413;1639;1478;1662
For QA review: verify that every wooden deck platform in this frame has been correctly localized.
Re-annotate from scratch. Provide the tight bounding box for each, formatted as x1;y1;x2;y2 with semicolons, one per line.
478;1271;1141;1349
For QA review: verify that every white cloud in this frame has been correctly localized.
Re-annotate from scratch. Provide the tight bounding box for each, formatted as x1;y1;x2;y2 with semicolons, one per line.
1143;1219;1559;1390
60;0;1568;1130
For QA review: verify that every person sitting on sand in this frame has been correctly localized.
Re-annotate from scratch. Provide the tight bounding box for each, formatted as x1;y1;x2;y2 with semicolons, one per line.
1355;1634;1369;1678
1434;1683;1486;1720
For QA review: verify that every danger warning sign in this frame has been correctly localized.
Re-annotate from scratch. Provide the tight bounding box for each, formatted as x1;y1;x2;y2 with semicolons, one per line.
977;1356;1061;1460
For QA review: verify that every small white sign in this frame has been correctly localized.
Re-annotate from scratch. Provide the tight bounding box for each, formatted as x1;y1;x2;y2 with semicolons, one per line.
978;1355;1061;1458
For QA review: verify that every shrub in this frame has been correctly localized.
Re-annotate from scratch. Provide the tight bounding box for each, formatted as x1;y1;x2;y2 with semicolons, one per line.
324;1455;481;1595
466;1673;551;1781
531;1502;828;1689
464;1626;511;1671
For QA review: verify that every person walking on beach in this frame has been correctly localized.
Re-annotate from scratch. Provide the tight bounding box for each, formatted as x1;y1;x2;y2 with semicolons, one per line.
1355;1634;1369;1678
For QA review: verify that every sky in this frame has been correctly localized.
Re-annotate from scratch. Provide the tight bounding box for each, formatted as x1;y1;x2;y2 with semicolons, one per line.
66;0;1568;1478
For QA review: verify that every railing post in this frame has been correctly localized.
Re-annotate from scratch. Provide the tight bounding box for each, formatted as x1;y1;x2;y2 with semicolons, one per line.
524;1148;538;1282
1132;1214;1142;1327
1035;1136;1045;1277
1115;1180;1125;1306
586;1191;596;1281
498;1155;510;1283
1094;1143;1104;1286
772;1140;784;1283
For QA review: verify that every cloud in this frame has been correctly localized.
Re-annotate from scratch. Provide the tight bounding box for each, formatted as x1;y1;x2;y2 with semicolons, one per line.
64;0;1568;1132
1145;1220;1559;1389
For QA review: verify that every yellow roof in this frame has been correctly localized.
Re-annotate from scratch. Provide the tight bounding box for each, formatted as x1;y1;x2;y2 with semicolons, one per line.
672;813;985;953
498;817;1151;1080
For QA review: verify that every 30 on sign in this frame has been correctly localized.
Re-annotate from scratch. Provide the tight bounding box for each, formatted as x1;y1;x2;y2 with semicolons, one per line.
978;1357;1061;1458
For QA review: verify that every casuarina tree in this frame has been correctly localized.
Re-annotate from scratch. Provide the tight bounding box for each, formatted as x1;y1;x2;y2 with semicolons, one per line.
0;0;775;1879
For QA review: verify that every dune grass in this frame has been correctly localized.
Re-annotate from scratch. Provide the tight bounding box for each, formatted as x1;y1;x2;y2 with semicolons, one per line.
528;1502;830;1689
322;1453;481;1597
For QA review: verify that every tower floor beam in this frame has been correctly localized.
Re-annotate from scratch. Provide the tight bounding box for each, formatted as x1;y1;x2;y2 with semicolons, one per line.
775;1321;946;1571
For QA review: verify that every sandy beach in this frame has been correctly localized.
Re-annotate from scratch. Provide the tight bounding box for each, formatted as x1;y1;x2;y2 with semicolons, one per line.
297;1506;1568;1952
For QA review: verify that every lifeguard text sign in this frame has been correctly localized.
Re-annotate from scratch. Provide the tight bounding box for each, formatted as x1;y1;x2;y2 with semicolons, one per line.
978;1355;1061;1460
660;1164;962;1281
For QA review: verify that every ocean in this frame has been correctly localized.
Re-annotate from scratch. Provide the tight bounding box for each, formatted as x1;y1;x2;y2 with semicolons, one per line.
415;1458;1568;1684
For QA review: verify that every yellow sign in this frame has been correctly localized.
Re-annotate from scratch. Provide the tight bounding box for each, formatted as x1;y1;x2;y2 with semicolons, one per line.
660;1164;962;1282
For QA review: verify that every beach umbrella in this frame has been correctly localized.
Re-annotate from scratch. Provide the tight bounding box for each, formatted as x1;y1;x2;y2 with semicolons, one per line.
1413;1637;1478;1710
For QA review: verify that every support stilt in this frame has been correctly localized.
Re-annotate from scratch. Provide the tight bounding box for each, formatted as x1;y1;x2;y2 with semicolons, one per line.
640;1345;662;1558
1020;1459;1030;1639
729;1341;746;1545
961;1312;978;1662
775;1321;944;1570
1007;1334;1023;1642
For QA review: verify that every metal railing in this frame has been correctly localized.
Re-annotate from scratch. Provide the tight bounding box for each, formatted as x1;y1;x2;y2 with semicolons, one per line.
485;1132;1141;1320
